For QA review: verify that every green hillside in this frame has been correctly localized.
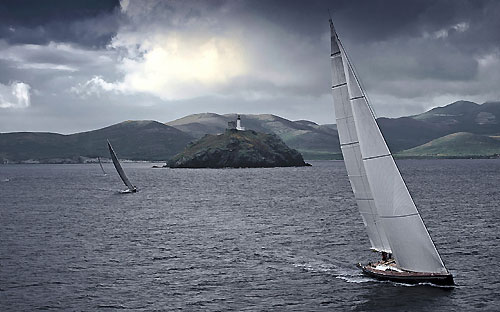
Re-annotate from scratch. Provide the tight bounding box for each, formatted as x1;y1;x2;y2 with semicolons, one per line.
411;100;500;134
166;113;230;138
413;100;480;121
378;117;449;152
397;132;500;157
0;121;194;163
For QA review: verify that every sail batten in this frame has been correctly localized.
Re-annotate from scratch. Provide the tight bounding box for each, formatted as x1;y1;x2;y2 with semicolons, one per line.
330;19;448;274
363;154;391;161
380;213;419;218
332;82;348;89
350;96;365;101
340;141;359;147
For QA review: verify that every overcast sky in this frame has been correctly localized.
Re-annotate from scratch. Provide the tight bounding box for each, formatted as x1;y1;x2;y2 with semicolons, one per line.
1;0;499;133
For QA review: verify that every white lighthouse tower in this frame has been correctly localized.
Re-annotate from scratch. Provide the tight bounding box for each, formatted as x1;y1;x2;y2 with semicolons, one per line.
236;114;245;131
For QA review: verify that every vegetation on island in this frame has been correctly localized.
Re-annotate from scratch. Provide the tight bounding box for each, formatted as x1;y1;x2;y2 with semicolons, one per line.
167;129;308;168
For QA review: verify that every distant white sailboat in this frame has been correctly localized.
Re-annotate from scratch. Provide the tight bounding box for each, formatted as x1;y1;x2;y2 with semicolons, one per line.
97;156;107;175
329;18;453;285
107;140;137;193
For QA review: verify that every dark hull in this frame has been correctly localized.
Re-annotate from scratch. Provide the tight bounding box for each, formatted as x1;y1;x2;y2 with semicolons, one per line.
359;264;454;286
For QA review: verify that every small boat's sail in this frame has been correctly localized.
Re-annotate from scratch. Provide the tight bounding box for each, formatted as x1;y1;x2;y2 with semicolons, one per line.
98;156;106;175
107;140;136;193
329;18;452;284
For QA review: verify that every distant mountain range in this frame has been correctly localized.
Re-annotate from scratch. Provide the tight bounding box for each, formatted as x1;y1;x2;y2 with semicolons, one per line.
1;100;500;163
0;121;193;163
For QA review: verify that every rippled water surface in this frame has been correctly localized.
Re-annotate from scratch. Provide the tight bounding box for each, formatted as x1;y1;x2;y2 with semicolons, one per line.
1;160;499;311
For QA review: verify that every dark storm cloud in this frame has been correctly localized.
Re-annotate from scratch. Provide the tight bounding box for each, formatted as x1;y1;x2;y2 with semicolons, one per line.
311;0;500;117
191;0;500;96
328;0;498;46
230;0;474;42
1;0;500;132
0;0;121;48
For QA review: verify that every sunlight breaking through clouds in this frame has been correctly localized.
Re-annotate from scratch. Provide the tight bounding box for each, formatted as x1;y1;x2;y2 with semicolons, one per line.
74;0;327;102
76;34;247;100
116;34;247;99
0;82;31;109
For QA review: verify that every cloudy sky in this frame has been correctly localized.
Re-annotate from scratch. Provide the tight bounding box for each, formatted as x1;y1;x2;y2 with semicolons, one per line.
1;0;499;133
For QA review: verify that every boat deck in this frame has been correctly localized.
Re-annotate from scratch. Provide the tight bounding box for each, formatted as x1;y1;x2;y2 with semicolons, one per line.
359;260;454;285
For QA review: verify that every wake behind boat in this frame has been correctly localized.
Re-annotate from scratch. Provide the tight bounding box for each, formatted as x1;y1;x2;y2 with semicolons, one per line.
329;18;453;285
107;140;137;193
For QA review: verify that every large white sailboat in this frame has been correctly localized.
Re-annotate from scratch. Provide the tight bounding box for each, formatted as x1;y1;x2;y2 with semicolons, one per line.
329;19;453;285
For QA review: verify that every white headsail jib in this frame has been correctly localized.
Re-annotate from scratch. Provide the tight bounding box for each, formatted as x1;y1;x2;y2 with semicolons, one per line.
330;19;448;274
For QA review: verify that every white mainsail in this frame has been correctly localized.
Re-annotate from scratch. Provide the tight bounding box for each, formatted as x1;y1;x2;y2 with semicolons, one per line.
330;19;448;274
330;21;391;253
107;140;136;191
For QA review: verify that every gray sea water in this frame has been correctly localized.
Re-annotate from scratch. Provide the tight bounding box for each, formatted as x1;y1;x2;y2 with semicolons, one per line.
0;159;499;311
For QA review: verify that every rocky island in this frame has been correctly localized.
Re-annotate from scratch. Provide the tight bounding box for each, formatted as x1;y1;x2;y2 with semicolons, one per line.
167;129;308;168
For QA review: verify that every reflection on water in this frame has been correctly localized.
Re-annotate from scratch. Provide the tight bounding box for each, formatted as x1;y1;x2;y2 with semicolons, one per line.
355;282;455;311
